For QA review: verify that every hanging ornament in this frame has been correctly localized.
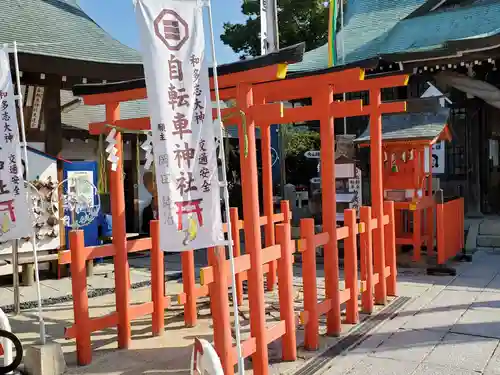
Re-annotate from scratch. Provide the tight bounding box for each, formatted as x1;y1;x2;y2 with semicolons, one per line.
141;131;154;170
391;153;399;172
105;127;119;172
408;149;414;161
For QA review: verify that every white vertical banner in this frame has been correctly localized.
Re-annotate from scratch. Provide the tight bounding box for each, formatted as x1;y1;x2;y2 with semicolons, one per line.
135;0;224;252
0;48;31;241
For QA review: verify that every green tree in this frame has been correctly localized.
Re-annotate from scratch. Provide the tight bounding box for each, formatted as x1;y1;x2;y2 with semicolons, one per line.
221;0;330;58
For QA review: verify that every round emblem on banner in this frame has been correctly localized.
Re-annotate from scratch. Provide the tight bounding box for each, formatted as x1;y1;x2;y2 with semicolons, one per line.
154;9;189;51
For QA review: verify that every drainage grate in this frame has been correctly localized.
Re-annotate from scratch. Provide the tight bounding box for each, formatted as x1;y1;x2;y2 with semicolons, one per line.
292;296;412;375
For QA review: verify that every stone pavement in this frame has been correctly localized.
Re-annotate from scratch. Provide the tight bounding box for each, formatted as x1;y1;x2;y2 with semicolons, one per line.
319;249;500;375
4;248;500;374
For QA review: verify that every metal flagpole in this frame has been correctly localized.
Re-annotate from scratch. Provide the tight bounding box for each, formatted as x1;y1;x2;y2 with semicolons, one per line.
12;41;46;344
205;1;244;373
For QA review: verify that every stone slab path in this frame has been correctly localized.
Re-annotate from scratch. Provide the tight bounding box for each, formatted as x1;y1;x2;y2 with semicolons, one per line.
320;249;500;375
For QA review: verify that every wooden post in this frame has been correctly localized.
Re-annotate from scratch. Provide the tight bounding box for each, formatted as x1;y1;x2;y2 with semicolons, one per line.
261;124;277;291
210;246;234;375
369;90;387;305
426;147;434;255
230;208;243;305
344;209;359;324
237;82;268;374
107;102;131;348
181;250;197;327
276;212;297;361
435;190;445;265
360;206;374;313
151;220;165;335
317;84;341;335
69;230;91;365
413;210;422;261
384;201;397;296
301;218;319;350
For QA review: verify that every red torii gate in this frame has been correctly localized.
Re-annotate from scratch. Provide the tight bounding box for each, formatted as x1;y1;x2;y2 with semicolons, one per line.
72;43;408;375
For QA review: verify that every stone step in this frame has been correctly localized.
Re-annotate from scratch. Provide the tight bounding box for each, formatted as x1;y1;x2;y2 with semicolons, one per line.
477;235;500;248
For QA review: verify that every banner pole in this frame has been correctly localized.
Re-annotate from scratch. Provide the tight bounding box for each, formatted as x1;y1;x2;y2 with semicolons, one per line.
12;41;46;344
205;1;244;373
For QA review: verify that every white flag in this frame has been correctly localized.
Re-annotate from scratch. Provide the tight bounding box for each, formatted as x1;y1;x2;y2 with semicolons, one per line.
135;0;224;252
0;48;31;241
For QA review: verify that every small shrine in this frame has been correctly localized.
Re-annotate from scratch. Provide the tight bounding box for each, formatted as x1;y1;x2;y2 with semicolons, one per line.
355;108;451;261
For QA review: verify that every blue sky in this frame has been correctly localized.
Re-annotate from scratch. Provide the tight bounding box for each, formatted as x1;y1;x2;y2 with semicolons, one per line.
79;0;246;64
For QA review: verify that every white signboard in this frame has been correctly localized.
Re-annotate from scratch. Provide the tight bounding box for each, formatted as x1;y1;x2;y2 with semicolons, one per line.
348;167;362;211
305;150;320;159
432;141;445;174
0;48;31;241
135;0;224;252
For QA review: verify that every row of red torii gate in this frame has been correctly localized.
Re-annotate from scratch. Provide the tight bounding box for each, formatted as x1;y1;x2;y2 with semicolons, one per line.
57;43;465;375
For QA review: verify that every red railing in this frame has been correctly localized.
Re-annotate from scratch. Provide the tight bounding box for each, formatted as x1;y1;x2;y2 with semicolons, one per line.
59;226;165;365
198;201;295;375
296;201;397;350
58;209;286;365
435;191;465;265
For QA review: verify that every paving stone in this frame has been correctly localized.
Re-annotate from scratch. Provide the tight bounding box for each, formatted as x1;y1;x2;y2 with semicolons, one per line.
413;362;485;375
402;305;467;332
424;332;498;371
452;309;500;339
484;343;500;375
470;292;500;312
426;290;478;309
447;275;495;292
485;274;500;292
338;356;419;375
371;328;444;362
372;330;445;363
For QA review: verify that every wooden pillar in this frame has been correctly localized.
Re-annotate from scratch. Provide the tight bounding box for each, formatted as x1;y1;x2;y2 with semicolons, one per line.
261;123;277;291
237;83;269;374
130;135;140;232
369;90;387;305
317;84;341;336
106;102;131;348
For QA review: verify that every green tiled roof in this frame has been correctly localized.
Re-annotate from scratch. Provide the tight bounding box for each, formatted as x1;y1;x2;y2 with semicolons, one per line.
0;0;141;64
355;109;450;143
290;0;428;73
290;0;500;73
379;1;500;55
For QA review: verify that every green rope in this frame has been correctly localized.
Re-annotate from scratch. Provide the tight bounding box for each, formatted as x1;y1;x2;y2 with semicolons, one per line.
97;134;108;194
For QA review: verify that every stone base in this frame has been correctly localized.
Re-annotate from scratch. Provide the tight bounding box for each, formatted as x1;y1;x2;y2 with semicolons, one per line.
24;342;66;375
